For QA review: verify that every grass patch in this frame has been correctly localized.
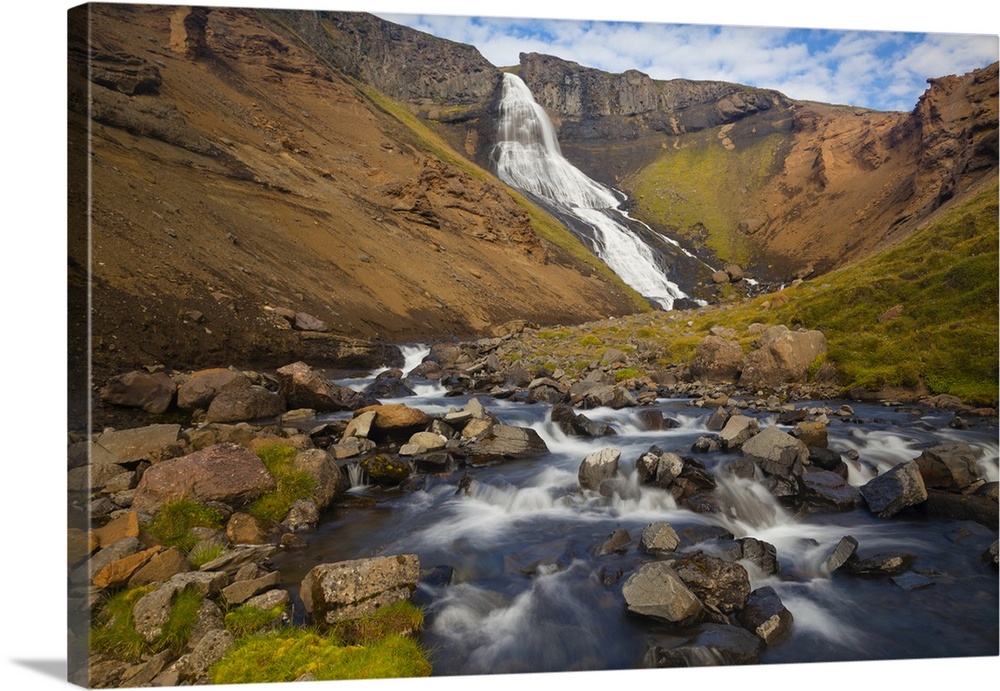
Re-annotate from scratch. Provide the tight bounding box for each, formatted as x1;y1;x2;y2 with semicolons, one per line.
250;443;315;523
327;601;424;645
187;538;229;569
146;498;225;552
225;603;289;638
91;586;204;662
210;629;431;684
614;367;646;382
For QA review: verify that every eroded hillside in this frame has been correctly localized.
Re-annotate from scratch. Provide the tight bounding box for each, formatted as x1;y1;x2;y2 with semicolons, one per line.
69;5;645;381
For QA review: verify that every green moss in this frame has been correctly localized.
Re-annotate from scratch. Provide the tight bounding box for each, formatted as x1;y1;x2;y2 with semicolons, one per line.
225;603;290;638
91;586;204;662
614;367;646;382
147;498;225;552
210;629;431;684
250;443;315;523
625;131;786;265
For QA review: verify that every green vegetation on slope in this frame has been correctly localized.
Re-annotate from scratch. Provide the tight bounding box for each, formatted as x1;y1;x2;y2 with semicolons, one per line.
625;131;787;265
508;182;998;405
773;182;998;403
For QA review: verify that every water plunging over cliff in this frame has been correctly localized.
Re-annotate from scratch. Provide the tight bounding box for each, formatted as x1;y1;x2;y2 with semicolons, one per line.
492;73;701;310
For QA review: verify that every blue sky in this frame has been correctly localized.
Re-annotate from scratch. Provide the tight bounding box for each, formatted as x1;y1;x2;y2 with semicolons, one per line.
376;6;998;112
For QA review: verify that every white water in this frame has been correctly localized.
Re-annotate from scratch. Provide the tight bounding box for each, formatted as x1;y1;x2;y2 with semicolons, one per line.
492;73;690;310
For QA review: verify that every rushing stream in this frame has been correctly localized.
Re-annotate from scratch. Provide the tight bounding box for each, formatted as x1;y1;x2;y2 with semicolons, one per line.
270;349;999;675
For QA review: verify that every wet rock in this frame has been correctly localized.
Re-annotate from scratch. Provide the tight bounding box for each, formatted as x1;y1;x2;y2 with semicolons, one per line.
802;469;862;510
825;536;860;573
464;424;548;460
643;623;763;667
679;525;735;547
635;409;680;431
363;373;415;398
738;537;779;576
551;404;617;437
808;446;846;475
741;425;809;479
360;454;412;487
923;489;999;529
738;586;793;644
706;407;730;431
622;562;703;624
635;446;684;488
692;436;721;453
915;442;983;490
890;572;934;591
283;499;320;532
100;370;177;414
673;551;751;614
357;403;431;431
281;363;374;412
639;521;681;556
984;540;999;569
132;443;277;515
860;460;928;518
792;420;828;448
579;447;622;491
719;415;760;450
843;551;917;577
594;528;632;556
301;554;420;626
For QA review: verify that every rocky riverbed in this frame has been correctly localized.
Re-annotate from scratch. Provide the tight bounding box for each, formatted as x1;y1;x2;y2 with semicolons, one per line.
70;327;999;686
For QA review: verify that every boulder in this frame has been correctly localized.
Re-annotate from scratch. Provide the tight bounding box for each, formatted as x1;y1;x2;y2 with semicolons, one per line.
802;470;861;510
356;403;431;431
132;443;277;514
635;447;684;488
464;424;548;460
923;489;999;529
342;410;377;439
622;562;703;624
292;448;347;510
551;404;616;437
277;361;376;412
739;325;827;391
226;513;282;545
300;554;420;626
738;586;793;645
360;455;412;487
914;442;983;490
639;521;680;556
673;551;751;614
594;528;632;556
843;551;917;577
95;424;182;464
741;425;809;479
860;460;928;518
635;409;680;431
690;335;743;384
825;535;860;573
177;369;243;411
643;623;763;667
100;370;177;414
283;499;320;532
738;537;779;576
205;379;285;423
793;420;828;448
579;447;621;491
719;415;760;450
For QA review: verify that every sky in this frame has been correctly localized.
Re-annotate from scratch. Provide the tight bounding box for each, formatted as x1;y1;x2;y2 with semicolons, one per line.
376;7;998;112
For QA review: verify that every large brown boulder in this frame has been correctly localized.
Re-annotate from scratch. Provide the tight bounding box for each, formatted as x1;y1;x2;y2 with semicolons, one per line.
177;368;243;411
690;335;743;384
205;379;285;423
356;403;431;431
132;443;277;514
622;562;703;624
739;326;827;391
300;554;420;626
277;361;376;412
914;442;983;490
100;370;177;414
292;448;347;510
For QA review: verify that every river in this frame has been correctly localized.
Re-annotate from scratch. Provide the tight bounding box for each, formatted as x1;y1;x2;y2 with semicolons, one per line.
269;347;999;676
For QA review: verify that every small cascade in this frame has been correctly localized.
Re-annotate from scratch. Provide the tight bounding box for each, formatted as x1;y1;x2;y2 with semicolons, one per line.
346;461;368;490
491;73;705;309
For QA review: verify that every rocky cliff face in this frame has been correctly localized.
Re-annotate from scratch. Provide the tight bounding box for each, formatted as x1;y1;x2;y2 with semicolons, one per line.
69;5;641;381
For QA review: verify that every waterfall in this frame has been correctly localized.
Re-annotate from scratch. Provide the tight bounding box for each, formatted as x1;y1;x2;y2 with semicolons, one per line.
492;73;694;310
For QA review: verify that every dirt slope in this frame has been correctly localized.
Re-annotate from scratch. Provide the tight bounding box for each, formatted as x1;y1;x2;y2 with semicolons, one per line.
68;5;641;381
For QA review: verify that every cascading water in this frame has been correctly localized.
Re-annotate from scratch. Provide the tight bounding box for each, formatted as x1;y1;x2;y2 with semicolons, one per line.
492;73;705;310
